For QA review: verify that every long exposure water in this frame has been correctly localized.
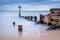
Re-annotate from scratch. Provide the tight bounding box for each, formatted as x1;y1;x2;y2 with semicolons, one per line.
0;11;60;40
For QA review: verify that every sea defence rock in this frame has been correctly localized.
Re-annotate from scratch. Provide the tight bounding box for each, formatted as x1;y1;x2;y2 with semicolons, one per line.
18;25;22;31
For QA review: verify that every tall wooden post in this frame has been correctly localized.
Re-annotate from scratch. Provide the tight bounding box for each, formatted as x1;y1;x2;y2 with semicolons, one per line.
47;14;52;25
18;25;22;31
34;16;37;21
40;14;44;23
18;6;21;17
59;9;60;22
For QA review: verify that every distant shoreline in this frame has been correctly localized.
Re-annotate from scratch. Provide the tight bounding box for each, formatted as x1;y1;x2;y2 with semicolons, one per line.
0;11;49;12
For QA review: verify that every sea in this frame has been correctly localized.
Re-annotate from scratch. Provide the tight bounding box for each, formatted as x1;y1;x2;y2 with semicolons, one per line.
1;11;60;40
0;11;50;21
0;11;49;35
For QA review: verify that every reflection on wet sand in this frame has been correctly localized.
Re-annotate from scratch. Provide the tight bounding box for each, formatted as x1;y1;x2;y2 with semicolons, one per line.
18;32;22;40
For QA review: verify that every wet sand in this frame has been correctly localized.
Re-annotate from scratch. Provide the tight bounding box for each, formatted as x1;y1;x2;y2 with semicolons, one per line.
0;14;60;40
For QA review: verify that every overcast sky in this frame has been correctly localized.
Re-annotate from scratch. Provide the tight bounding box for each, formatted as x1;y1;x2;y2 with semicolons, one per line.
0;0;60;11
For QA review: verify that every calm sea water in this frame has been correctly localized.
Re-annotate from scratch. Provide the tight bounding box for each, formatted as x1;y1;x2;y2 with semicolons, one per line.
0;11;60;40
0;11;49;35
0;11;50;21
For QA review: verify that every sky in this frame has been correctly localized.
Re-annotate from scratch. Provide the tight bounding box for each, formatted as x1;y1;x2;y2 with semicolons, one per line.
0;0;60;11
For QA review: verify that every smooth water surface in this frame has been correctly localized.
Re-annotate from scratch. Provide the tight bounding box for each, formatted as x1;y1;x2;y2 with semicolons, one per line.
0;11;60;40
